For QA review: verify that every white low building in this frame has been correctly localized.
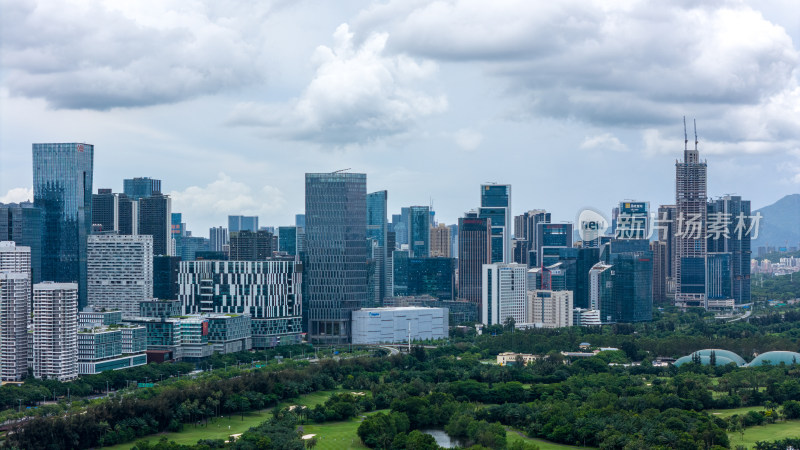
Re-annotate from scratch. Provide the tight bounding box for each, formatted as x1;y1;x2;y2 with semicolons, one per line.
351;307;448;344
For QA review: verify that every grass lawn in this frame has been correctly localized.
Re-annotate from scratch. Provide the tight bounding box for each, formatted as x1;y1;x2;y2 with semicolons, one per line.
727;420;800;449
506;427;595;449
295;409;388;450
707;405;767;418
104;389;345;450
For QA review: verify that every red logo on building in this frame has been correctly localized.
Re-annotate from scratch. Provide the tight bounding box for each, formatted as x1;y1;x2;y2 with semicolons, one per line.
77;144;84;152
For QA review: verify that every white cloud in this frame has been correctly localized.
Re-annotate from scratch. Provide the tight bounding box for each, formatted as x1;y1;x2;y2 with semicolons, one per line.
453;129;483;151
169;173;286;234
580;133;627;152
0;187;33;203
226;23;447;145
0;0;279;109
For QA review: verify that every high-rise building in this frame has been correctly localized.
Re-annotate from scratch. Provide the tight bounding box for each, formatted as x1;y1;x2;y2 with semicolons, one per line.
304;172;367;344
392;253;456;300
528;290;573;328
651;241;668;304
589;262;614;323
706;253;733;305
602;239;653;322
707;195;751;305
228;215;259;233
550;247;599;309
0;203;42;283
179;260;303;348
367;191;389;304
295;214;306;229
229;230;273;260
408;206;430;257
514;210;550;263
278;226;302;257
458;214;491;304
615;201;650;240
33;282;78;381
675;128;708;308
153;255;181;300
91;189;117;233
123;177;161;201
657;204;676;300
87;235;153;317
138;193;172;256
209;226;228;252
479;183;512;263
535;223;573;267
0;243;30;382
482;263;527;326
447;224;458;257
393;208;410;248
430;223;451;257
33;143;94;309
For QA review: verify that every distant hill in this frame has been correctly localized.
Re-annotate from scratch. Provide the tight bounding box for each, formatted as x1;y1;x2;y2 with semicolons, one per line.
753;194;800;250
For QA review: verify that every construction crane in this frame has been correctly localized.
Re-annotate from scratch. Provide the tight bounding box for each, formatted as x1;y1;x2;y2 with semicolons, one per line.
331;168;351;174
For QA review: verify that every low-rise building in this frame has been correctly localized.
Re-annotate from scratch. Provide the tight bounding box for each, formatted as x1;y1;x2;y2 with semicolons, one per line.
496;352;540;366
351;307;448;344
77;325;147;375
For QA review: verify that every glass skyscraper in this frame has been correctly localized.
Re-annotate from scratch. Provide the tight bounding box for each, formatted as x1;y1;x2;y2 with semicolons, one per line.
0;202;43;283
33;143;94;308
228;215;259;233
458;214;491;303
675;135;707;308
408;205;430;257
123;177;161;201
479;184;512;263
304;172;367;344
367;191;389;304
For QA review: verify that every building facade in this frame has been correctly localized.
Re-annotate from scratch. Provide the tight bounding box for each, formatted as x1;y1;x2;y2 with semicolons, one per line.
479;184;512;263
0;272;30;381
458;214;491;304
0;203;43;282
138;193;172;256
304;172;367;344
528;290;573;328
228;215;259;233
675;135;708;308
482;263;528;326
707;195;751;305
430;223;451;257
123;177;161;201
229;230;273;260
33;282;78;381
33;143;94;308
87;234;154;317
351;307;448;344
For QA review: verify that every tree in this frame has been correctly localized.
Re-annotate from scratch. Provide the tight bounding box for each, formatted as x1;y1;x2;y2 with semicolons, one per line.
782;400;800;420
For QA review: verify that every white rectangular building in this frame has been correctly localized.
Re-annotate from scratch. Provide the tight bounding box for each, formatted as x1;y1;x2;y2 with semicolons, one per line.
87;234;153;317
33;282;78;381
0;272;30;381
482;263;528;326
351;307;448;344
528;290;573;328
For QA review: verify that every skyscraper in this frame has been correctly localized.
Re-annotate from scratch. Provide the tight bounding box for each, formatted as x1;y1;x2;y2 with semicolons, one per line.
482;263;527;326
430;223;451;257
228;215;259;233
123;177;161;201
0;241;31;382
535;223;573;267
675;125;707;308
33;143;94;308
367;191;389;304
87;234;154;317
0;205;41;282
707;195;751;305
408;205;430;257
138;193;172;256
229;230;273;260
616;201;650;240
305;172;367;344
479;183;512;263
209;226;228;252
458;214;491;304
33;282;78;381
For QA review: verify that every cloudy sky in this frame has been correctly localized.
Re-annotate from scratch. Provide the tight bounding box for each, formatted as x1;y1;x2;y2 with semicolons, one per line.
1;0;798;236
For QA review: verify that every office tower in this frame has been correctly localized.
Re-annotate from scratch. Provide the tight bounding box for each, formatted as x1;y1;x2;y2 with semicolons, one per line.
138;193;172;256
706;253;732;304
0;203;42;282
589;262;614;322
392;253;456;300
175;236;209;262
367;191;389;304
535;223;573;266
0;242;31;382
458;214;491;303
479;183;512;263
179;259;303;348
514;210;549;259
447;224;458;257
295;214;305;229
209;226;228;252
229;230;273;260
305;172;367;344
33;282;78;381
675;125;708;308
393;208;410;247
616;201;650;239
610;207;620;236
123;177;161;201
153;255;181;300
430;223;451;257
657;204;676;277
91;189;117;233
228;215;259;233
512;238;527;265
651;241;668;304
408;205;430;257
278;226;302;256
602;240;653;322
33;143;94;309
707;195;751;305
550;247;600;309
482;263;527;326
528;290;573;328
87;235;153;317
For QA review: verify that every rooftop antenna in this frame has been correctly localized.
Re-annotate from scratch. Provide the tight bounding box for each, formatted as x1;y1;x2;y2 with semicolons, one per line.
331;168;351;174
683;116;688;151
693;119;698;151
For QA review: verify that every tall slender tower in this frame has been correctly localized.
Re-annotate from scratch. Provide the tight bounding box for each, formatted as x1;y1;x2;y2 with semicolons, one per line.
304;172;367;344
675;120;708;308
479;184;512;263
33;143;94;309
0;241;31;382
458;212;491;304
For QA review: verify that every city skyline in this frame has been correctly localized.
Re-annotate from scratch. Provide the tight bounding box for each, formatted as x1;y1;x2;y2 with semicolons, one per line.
2;1;799;234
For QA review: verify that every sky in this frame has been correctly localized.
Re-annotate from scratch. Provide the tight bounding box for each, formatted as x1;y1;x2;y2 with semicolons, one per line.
1;0;799;237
